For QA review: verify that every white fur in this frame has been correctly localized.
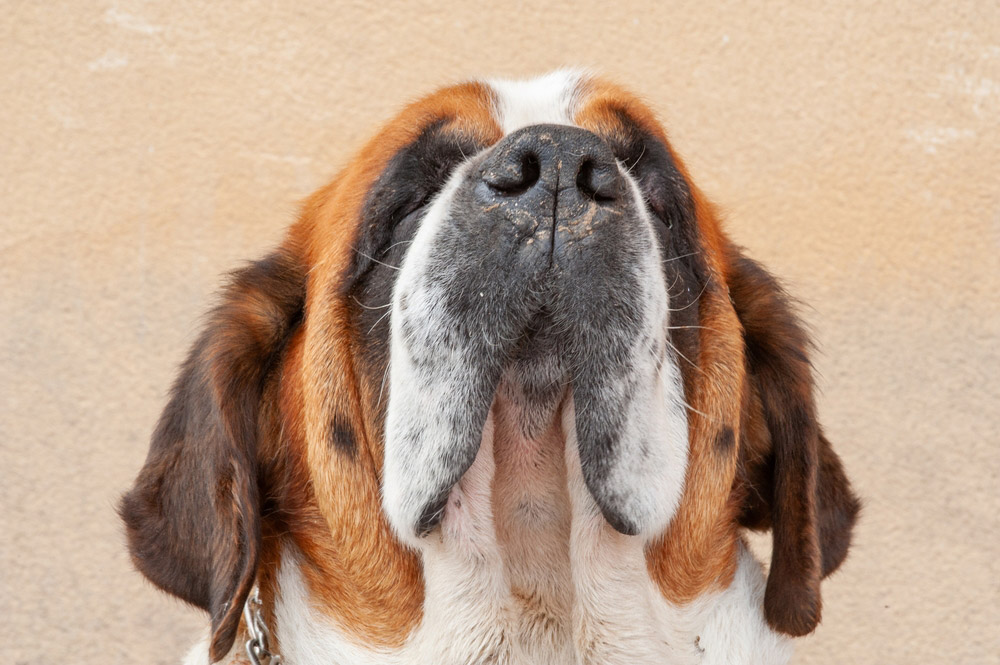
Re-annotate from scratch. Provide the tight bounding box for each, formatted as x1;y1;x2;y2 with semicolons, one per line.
259;551;793;665
690;544;794;665
181;634;210;665
488;69;585;133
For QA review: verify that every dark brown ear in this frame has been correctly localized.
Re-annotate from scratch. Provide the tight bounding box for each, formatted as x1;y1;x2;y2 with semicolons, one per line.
120;242;305;661
727;246;860;637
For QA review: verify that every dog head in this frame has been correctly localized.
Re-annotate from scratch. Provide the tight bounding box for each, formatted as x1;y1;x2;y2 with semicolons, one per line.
121;71;858;660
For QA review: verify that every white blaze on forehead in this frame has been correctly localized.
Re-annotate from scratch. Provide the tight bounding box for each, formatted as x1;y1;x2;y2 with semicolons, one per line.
487;69;587;134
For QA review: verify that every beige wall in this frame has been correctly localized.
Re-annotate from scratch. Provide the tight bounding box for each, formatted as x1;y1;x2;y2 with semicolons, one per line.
3;1;998;663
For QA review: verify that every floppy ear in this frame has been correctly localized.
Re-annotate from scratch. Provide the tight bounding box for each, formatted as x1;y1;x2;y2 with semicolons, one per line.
119;241;305;661
726;245;860;637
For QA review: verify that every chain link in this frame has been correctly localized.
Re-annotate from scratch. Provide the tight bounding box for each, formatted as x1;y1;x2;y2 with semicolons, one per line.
243;585;283;665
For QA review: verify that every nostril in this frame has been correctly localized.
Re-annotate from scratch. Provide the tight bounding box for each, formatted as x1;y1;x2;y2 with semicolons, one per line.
486;151;541;197
576;159;618;204
518;153;541;192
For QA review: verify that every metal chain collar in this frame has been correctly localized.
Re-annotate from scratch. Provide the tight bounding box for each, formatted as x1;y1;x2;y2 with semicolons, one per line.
242;585;283;665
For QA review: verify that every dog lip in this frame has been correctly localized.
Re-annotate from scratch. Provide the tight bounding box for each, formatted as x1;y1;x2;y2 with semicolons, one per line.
415;491;451;537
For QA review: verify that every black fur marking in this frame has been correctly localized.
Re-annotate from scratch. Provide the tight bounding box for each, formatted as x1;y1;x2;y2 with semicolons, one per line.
715;426;736;453
329;415;358;456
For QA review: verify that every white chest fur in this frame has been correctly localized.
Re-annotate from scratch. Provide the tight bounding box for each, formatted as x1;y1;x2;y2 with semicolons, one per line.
201;389;791;665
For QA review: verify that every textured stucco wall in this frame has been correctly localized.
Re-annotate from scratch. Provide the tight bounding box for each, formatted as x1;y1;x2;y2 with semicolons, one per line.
2;2;998;663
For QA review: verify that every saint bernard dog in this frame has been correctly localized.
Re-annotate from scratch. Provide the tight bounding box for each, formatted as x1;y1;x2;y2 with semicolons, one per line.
121;70;860;665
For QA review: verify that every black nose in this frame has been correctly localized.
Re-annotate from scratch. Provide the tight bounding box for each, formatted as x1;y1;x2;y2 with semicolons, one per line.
479;124;622;205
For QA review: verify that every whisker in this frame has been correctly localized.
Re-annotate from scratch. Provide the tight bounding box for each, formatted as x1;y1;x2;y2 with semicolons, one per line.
382;239;414;254
623;145;646;176
665;325;722;333
662;251;699;264
679;396;716;421
481;321;502;348
350;295;392;310
308;255;329;274
665;279;711;313
665;272;682;297
355;249;401;271
664;336;703;374
368;309;392;334
377;361;392;409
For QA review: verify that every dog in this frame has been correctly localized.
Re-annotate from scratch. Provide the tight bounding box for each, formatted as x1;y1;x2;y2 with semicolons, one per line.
121;70;859;664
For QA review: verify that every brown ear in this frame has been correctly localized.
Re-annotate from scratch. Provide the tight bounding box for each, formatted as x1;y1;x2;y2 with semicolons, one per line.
727;246;860;637
120;241;305;661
